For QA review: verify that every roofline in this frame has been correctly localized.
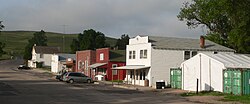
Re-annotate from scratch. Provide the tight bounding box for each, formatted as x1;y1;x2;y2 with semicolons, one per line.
153;47;235;52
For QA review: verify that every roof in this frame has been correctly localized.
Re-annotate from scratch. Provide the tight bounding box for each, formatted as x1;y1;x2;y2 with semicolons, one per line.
89;63;107;68
112;65;150;70
109;50;126;62
203;53;250;68
34;46;60;54
148;36;235;52
57;54;76;61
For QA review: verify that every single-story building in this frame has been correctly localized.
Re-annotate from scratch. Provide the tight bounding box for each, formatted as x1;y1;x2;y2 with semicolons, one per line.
51;54;75;73
181;53;250;93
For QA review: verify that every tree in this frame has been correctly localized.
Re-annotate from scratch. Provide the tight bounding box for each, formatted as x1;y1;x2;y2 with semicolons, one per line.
70;29;106;53
0;21;5;57
115;34;130;50
178;0;250;53
23;30;47;60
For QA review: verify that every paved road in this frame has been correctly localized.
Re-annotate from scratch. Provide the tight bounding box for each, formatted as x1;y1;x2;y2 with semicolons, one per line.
0;59;198;104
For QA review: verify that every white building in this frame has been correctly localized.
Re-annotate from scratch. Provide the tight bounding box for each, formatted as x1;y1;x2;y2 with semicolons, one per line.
181;53;250;92
28;45;60;68
51;54;75;73
114;35;235;88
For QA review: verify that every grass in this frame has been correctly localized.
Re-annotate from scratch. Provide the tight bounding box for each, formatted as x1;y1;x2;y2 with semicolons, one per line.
223;95;250;104
180;91;250;103
0;31;117;59
180;91;226;97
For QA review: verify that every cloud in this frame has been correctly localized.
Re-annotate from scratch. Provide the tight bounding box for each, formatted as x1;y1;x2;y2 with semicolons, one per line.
0;0;202;38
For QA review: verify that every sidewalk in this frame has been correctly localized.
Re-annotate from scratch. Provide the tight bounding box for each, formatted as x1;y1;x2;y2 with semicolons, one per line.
98;80;188;94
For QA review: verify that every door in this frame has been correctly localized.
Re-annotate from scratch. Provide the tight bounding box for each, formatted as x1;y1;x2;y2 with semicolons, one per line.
170;68;182;89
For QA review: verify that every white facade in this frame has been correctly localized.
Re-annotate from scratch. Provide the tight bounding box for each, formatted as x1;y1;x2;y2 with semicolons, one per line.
125;36;152;86
28;46;58;68
51;54;66;73
181;53;250;92
124;35;234;88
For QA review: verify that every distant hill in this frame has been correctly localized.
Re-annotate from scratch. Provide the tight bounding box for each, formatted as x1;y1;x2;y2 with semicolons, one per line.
0;31;117;59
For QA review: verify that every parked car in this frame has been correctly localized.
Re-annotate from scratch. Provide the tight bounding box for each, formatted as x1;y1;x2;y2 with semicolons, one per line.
63;72;92;84
55;71;67;81
17;65;31;70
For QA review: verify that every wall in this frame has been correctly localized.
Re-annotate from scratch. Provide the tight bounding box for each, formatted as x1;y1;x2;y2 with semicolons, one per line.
181;53;225;92
151;49;184;87
76;50;96;76
96;48;109;63
106;62;126;80
51;55;59;73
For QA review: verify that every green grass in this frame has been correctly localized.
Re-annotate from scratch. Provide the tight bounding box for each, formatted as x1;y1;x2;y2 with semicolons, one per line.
223;95;250;104
0;31;117;59
180;91;226;97
181;91;250;103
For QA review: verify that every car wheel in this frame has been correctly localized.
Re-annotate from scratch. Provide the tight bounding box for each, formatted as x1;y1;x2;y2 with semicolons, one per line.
87;79;91;83
69;79;74;84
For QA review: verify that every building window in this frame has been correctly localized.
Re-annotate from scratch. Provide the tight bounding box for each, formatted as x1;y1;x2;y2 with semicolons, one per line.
184;51;190;60
129;51;132;59
192;51;197;57
214;51;218;54
40;54;44;58
140;49;147;59
129;51;136;59
100;53;104;61
112;64;117;75
132;51;136;59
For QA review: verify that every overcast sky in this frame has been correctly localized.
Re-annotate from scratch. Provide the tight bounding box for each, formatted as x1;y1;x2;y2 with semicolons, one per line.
0;0;203;38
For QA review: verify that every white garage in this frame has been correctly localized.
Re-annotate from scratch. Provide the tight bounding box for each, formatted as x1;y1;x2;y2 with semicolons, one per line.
181;53;250;92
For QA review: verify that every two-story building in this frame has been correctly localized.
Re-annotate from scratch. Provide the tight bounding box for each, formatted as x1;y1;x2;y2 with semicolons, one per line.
113;35;235;88
76;48;126;81
28;44;60;68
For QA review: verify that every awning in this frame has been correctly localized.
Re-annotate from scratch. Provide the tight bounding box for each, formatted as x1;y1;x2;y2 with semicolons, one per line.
89;63;107;68
112;65;150;70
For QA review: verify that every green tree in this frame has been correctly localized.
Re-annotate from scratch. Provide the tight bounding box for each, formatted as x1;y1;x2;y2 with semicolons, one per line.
115;34;130;50
70;29;106;53
0;21;5;57
178;0;250;53
23;30;47;60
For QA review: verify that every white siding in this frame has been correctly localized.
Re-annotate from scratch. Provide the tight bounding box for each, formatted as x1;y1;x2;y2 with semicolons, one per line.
181;53;226;92
51;55;59;73
151;49;184;87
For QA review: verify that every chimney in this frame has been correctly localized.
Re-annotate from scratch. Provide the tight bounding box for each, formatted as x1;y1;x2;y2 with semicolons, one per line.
200;36;205;48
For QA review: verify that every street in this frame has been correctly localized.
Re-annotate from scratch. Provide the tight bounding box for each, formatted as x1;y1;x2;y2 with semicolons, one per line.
0;59;196;104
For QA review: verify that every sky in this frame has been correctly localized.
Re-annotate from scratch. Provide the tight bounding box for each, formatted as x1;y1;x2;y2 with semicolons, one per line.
0;0;204;38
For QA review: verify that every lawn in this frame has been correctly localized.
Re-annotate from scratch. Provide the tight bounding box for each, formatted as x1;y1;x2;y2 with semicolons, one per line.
180;91;250;103
0;31;117;59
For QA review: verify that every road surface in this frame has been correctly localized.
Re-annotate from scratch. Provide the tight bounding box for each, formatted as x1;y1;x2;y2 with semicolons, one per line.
0;59;197;104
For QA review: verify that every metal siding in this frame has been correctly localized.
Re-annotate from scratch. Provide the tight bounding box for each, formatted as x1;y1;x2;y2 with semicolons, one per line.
243;70;250;95
170;68;182;89
151;49;183;87
223;69;242;95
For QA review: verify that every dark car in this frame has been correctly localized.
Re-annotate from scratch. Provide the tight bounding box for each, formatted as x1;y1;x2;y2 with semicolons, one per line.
63;72;92;84
56;71;67;81
17;65;31;70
